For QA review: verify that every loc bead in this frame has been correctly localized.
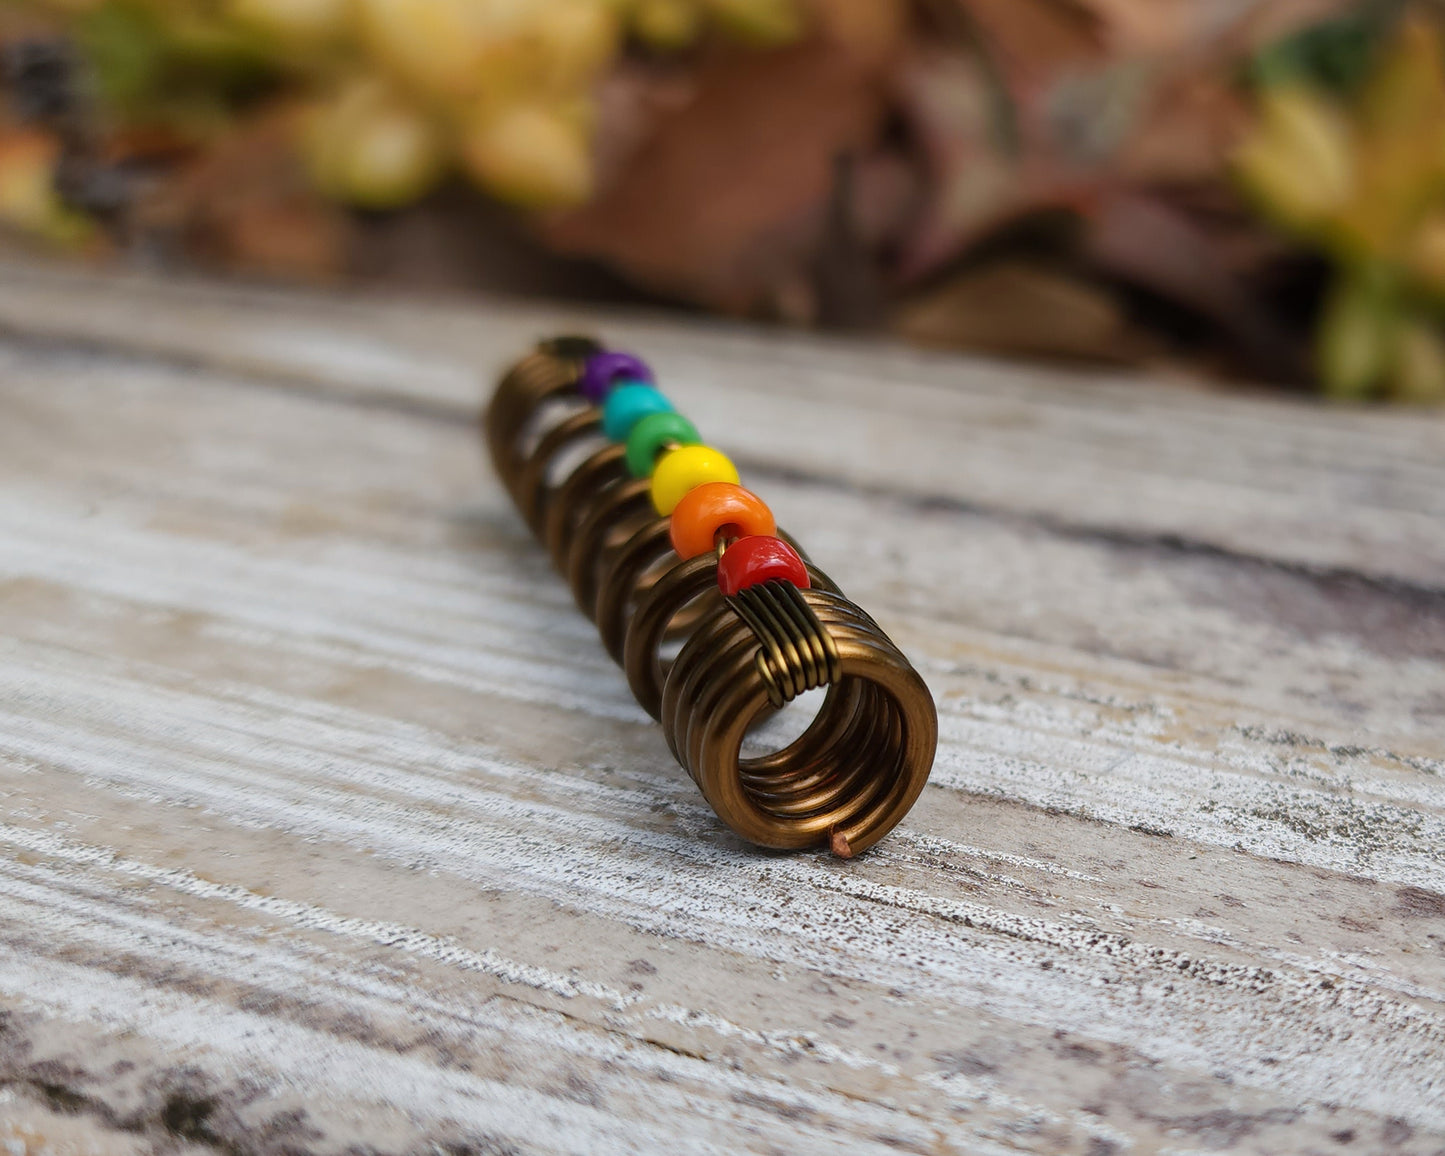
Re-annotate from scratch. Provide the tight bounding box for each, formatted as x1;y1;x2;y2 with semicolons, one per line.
625;411;700;477
488;334;940;858
651;444;739;515
602;383;674;441
579;351;653;402
717;535;810;596
670;483;775;559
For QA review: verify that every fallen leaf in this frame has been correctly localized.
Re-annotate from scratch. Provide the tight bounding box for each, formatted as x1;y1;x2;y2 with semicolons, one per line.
955;0;1106;95
805;0;913;66
893;259;1137;360
1075;0;1351;57
136;104;347;281
1118;70;1251;185
542;38;888;313
1084;190;1296;373
891;49;1021;279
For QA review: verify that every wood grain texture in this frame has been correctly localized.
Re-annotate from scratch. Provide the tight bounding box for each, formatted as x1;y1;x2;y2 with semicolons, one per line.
0;262;1442;1154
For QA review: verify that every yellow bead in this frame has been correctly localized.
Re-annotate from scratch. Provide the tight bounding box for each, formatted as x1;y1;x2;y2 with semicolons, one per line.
650;445;739;515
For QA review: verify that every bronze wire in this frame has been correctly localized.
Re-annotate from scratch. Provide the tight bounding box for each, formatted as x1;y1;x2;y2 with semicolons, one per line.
484;337;937;857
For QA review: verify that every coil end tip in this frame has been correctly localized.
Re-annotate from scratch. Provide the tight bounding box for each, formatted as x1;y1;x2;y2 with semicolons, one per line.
830;829;854;859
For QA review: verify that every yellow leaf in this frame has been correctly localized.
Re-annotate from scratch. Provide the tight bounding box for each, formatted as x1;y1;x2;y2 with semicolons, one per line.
460;102;594;208
0;130;94;249
1234;86;1352;232
1390;317;1445;403
227;0;350;46
1316;271;1393;400
303;79;445;209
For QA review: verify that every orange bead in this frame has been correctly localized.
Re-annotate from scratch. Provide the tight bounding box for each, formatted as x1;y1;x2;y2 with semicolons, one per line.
669;482;776;559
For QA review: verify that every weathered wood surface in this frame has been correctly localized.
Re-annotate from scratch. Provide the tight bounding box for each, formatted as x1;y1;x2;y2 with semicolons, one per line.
0;260;1442;1154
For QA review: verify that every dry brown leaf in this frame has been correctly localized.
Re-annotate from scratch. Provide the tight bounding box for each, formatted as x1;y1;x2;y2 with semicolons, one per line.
1117;71;1251;185
957;0;1106;93
1068;0;1214;54
542;39;888;314
1083;190;1296;374
587;64;699;194
891;50;1021;279
136;106;348;282
1068;0;1359;58
892;6;1261;283
805;0;914;66
893;260;1137;360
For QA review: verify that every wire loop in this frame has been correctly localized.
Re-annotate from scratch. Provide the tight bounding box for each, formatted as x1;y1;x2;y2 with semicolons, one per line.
726;580;841;708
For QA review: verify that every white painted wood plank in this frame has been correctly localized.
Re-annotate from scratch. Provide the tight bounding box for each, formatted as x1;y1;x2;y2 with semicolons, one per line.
0;291;1441;1153
0;261;1441;589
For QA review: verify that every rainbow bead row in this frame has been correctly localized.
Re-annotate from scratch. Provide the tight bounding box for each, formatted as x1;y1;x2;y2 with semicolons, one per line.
578;347;810;597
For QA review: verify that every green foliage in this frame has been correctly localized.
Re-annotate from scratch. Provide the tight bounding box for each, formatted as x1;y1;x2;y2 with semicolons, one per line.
1249;1;1400;94
74;0;275;121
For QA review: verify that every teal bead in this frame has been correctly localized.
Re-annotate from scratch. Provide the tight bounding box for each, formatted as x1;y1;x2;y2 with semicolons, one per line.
602;382;674;442
625;411;701;477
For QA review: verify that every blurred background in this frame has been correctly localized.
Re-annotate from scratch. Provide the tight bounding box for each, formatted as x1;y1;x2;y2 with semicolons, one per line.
0;0;1440;402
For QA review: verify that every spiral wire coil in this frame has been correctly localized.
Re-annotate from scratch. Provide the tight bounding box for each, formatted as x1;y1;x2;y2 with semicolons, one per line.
485;337;937;857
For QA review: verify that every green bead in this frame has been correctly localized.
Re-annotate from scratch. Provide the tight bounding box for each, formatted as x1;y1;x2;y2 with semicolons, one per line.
625;411;701;477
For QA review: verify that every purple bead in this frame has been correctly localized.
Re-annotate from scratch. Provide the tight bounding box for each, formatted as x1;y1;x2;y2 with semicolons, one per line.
579;351;653;403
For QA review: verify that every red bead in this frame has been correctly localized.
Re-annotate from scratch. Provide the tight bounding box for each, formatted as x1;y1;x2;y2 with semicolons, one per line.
716;535;810;597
